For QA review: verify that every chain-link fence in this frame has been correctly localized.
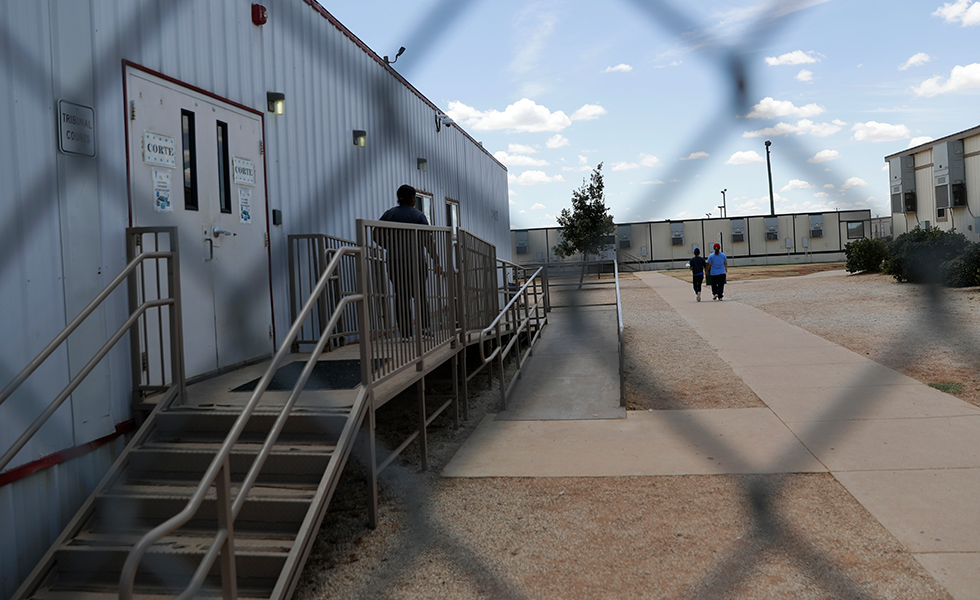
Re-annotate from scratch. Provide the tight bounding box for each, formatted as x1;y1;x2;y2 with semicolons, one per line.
2;0;977;598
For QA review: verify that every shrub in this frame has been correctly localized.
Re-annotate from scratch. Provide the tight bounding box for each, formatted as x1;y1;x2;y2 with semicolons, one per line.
939;242;980;287
884;226;969;283
844;238;889;273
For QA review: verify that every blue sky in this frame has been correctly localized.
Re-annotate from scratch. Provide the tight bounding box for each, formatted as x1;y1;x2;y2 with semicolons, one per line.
321;0;980;229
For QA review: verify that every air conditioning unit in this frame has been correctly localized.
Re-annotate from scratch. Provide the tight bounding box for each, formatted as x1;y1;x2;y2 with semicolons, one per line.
903;191;917;213
952;183;967;207
731;219;745;243
934;140;965;210
764;216;778;241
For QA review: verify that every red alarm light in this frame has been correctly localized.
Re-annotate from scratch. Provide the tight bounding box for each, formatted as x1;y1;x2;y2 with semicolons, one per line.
251;4;268;26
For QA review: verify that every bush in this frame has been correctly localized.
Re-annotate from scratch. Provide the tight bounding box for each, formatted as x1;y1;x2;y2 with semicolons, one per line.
939;242;980;287
884;226;969;283
844;238;889;273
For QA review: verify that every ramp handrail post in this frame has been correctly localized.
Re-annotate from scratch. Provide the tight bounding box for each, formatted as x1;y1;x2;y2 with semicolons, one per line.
614;258;625;407
166;229;186;403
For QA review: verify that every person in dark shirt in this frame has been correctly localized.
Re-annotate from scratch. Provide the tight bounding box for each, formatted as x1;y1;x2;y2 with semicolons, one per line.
378;185;442;337
689;247;707;302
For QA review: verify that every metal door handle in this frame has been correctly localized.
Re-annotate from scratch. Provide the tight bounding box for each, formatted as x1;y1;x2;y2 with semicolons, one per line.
213;227;235;237
206;238;213;261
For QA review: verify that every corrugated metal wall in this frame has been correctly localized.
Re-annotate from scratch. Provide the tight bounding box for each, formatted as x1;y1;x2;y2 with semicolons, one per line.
1;1;508;593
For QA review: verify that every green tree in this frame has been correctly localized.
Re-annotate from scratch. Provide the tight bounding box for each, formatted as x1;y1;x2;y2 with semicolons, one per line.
553;163;615;260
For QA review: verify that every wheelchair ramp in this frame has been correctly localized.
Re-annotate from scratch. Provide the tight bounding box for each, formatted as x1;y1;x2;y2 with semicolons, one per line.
495;308;625;421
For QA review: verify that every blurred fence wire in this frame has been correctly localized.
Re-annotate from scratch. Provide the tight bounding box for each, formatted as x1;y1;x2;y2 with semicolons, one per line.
2;0;974;598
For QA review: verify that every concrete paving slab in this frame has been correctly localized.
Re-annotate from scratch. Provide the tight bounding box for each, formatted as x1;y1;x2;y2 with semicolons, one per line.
444;409;825;477
756;385;980;423
834;469;980;553
734;361;914;390
497;375;623;420
716;344;870;367
914;553;980;600
788;415;980;471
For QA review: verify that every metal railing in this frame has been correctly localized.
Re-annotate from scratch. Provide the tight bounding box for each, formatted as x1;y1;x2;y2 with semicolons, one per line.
1;227;184;472
479;262;547;410
614;259;626;407
119;245;368;600
287;233;359;351
357;219;457;384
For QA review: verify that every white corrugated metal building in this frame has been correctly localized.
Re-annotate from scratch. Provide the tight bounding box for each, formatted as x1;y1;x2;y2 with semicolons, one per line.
886;124;980;238
0;2;509;596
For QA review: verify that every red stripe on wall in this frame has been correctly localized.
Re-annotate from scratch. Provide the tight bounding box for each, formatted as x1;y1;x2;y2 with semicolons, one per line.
0;420;134;487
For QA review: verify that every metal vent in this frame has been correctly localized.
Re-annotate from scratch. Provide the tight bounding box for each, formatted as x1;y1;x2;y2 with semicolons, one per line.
516;245;528;255
766;232;779;241
936;184;949;209
671;237;684;246
810;229;823;238
904;191;917;212
732;233;744;243
952;183;967;207
619;240;631;249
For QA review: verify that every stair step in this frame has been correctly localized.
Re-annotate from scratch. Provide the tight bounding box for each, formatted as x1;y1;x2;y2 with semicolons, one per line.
69;530;294;553
31;586;268;599
106;480;319;501
152;410;351;438
53;545;284;592
126;446;333;484
94;494;311;533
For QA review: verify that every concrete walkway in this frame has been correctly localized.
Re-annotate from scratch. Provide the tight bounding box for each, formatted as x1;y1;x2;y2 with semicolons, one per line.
444;271;980;599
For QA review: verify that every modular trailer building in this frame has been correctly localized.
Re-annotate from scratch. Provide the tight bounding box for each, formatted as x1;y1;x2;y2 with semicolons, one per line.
886;124;980;238
0;2;509;596
512;209;872;269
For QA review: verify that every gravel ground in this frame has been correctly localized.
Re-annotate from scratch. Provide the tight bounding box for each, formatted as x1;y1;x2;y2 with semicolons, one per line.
291;271;956;600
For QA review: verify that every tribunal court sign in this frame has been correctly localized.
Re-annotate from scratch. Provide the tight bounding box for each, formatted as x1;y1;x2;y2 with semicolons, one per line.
58;100;96;158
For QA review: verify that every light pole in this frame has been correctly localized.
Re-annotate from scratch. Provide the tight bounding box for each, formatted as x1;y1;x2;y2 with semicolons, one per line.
765;141;775;216
720;189;727;218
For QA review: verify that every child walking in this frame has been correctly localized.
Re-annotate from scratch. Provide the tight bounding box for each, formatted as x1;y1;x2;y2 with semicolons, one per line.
689;247;707;302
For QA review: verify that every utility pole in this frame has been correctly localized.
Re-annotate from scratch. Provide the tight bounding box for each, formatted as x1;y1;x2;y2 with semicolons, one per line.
765;141;775;216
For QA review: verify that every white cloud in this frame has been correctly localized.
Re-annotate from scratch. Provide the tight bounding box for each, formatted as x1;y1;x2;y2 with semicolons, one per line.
796;69;813;82
808;149;840;163
507;170;565;185
570;104;607;121
933;0;980;25
640;153;661;166
519;210;526;214
899;52;934;70
493;151;549;166
765;50;819;66
546;134;569;148
912;63;980;96
611;162;639;171
908;136;934;149
680;151;710;161
447;99;571;132
746;97;825;119
781;179;814;191
641;180;665;185
578;155;589;165
824;184;836;189
530;203;546;210
814;192;830;199
508;143;537;154
743;119;842;138
851;121;910;142
602;63;633;73
726;151;765;165
841;177;869;189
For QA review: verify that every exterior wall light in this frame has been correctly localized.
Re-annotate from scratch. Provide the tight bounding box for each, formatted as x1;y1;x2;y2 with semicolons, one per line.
417;158;427;171
267;92;285;115
353;130;367;147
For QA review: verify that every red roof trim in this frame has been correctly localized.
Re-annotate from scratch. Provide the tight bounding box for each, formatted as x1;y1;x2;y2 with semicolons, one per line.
299;0;506;172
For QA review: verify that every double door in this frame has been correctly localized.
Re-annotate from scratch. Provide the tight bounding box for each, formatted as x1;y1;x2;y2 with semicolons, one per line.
126;67;272;378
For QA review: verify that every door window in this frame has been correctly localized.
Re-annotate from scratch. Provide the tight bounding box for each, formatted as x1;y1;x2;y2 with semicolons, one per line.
181;110;198;211
216;120;232;214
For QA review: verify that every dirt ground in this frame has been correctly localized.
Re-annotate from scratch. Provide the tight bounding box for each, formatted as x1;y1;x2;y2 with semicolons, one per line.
292;269;961;600
662;261;847;283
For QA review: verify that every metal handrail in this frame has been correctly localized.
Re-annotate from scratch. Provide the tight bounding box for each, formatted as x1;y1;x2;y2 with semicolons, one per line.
614;258;626;407
479;266;544;364
119;246;364;600
0;251;175;472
